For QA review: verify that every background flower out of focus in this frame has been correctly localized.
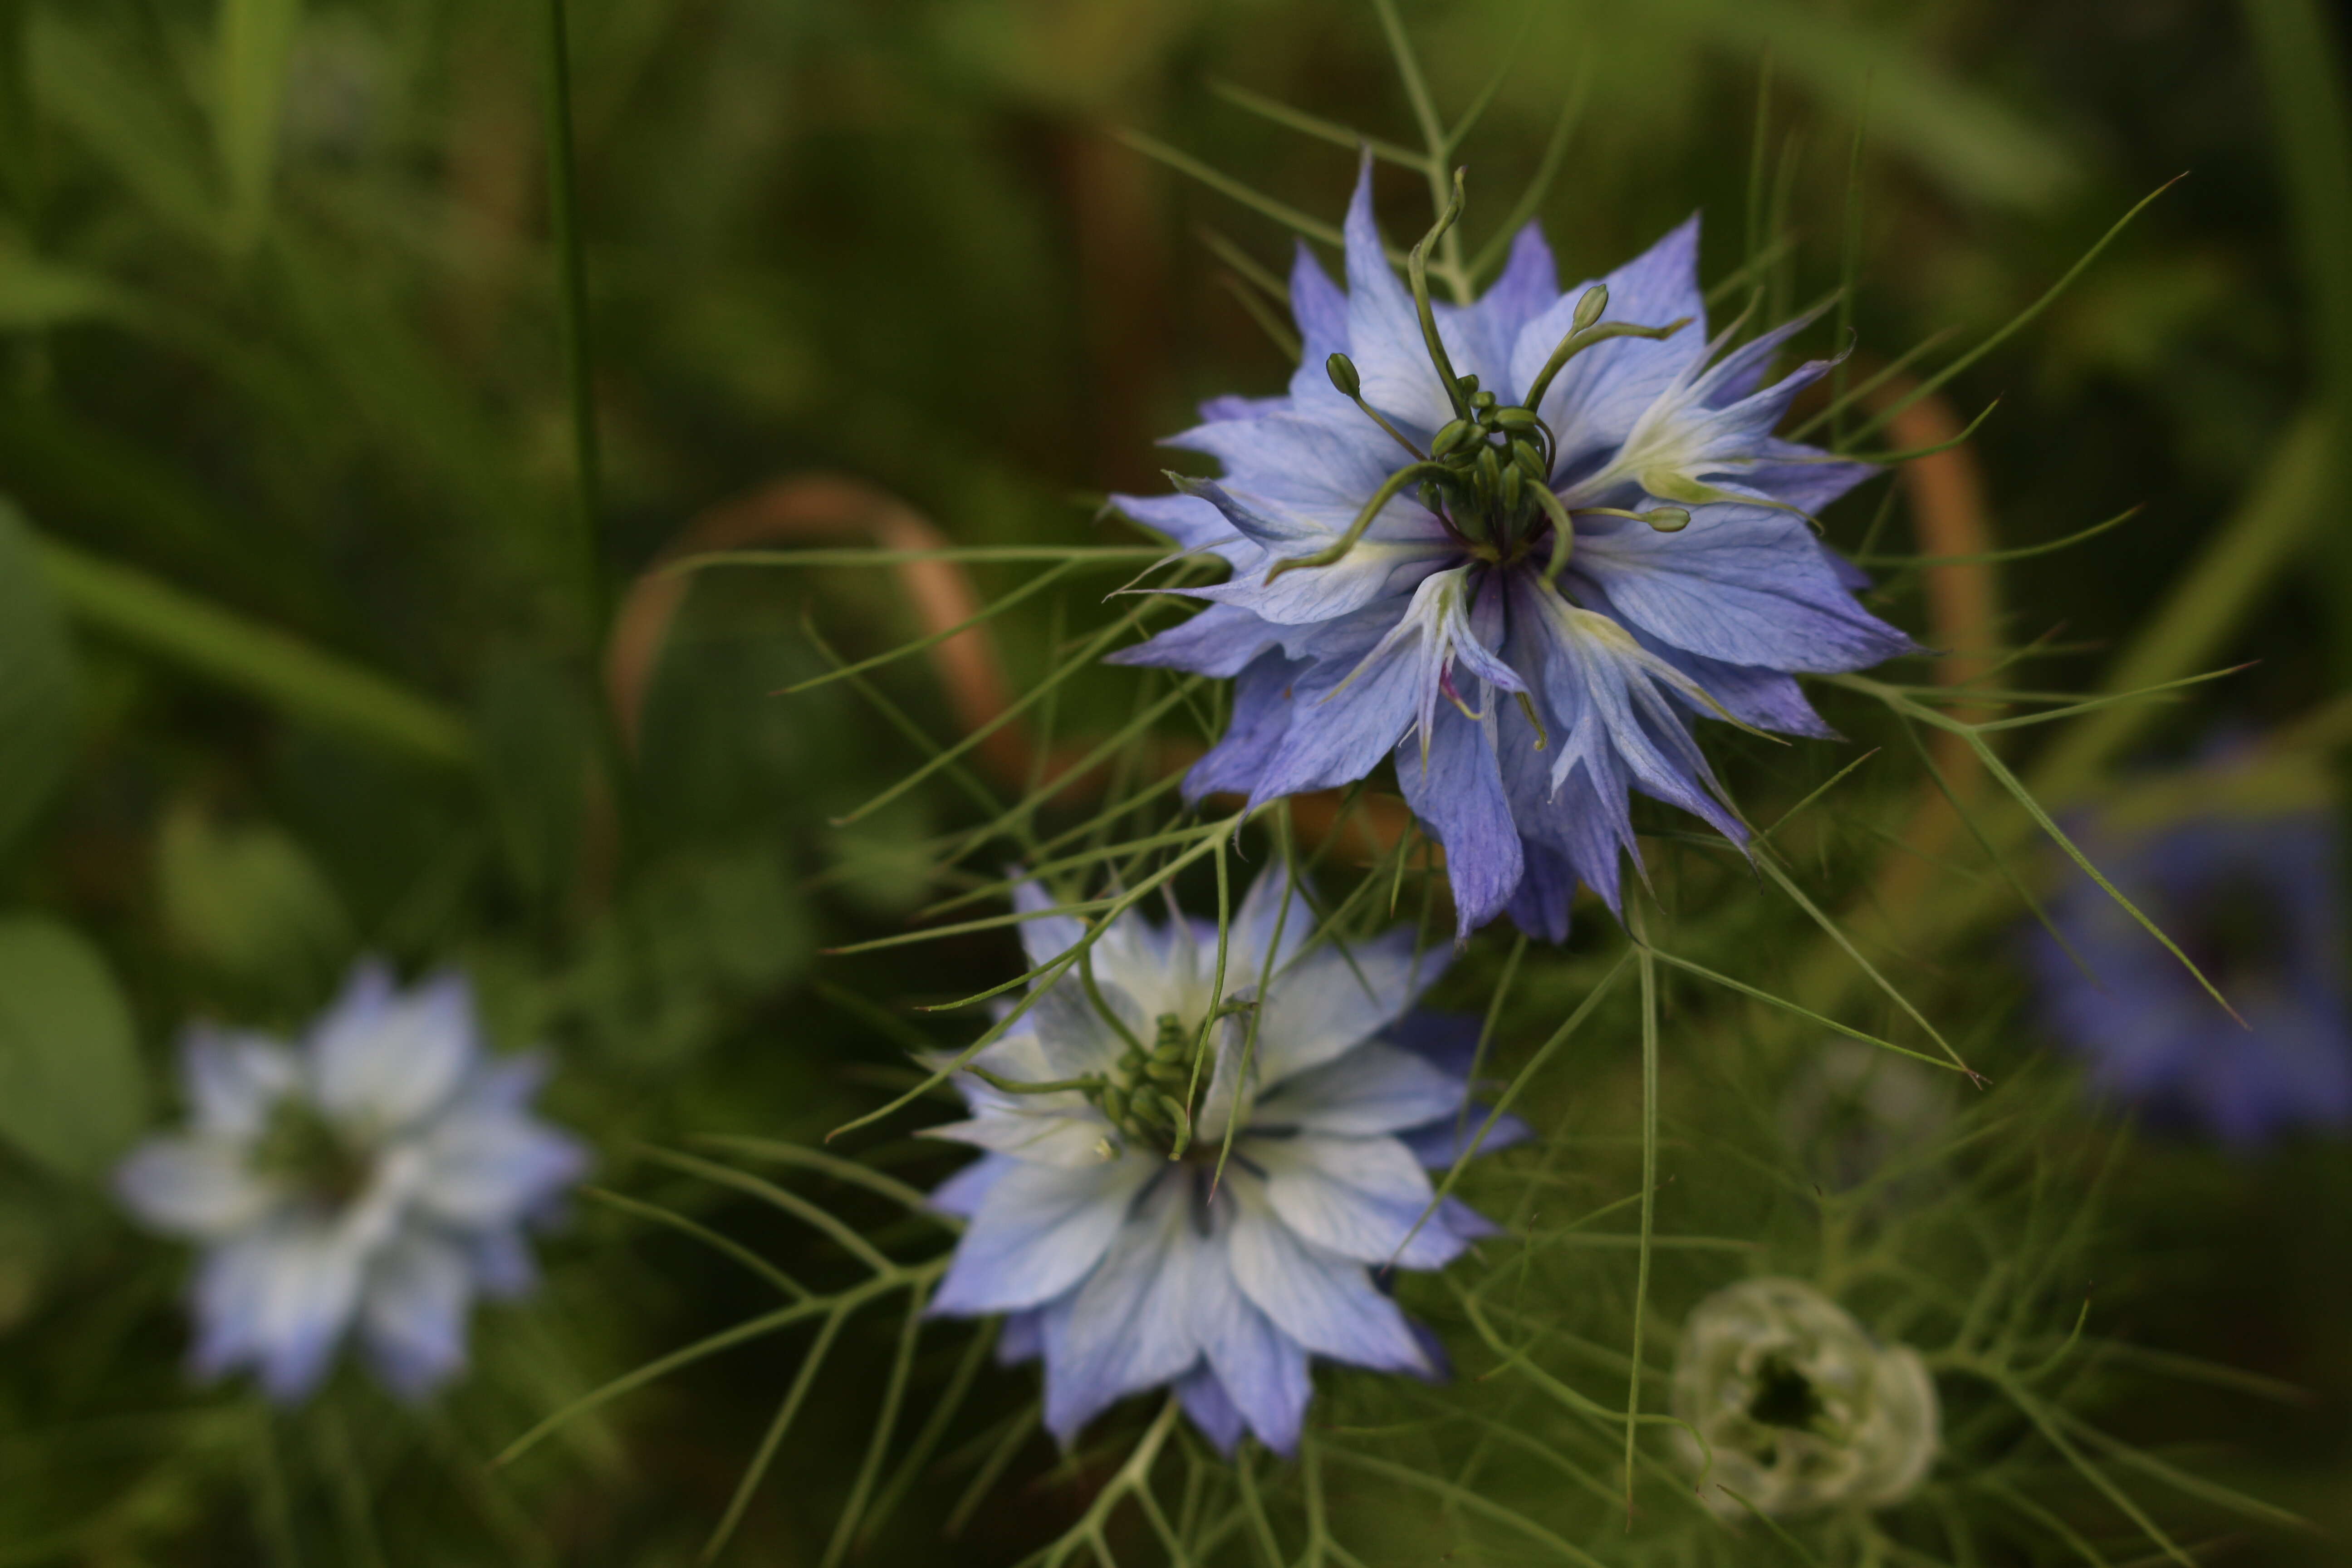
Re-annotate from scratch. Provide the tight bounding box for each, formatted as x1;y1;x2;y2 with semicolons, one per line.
0;0;2348;1563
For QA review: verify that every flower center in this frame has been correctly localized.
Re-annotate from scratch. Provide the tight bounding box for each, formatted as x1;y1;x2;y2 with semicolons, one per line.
1285;171;1694;594
1097;1012;1210;1156
1746;1354;1826;1432
249;1097;375;1209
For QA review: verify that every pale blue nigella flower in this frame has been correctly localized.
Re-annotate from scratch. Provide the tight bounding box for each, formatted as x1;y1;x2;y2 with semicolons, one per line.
116;962;588;1402
924;869;1525;1454
1112;163;1911;939
2028;806;2352;1143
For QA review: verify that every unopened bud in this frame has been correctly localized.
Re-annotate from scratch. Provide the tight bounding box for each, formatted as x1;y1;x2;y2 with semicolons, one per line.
1325;352;1362;399
1644;507;1692;533
1475;443;1503;493
1510;438;1546;480
1455;373;1480;397
1430;419;1477;457
1491;405;1540;434
1499;464;1524;511
1573;284;1608;333
1470;389;1498;412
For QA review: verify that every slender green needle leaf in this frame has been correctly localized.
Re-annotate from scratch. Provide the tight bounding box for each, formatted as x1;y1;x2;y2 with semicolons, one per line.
1855;505;2141;567
1852;178;2183;443
581;1187;809;1300
1205;79;1429;171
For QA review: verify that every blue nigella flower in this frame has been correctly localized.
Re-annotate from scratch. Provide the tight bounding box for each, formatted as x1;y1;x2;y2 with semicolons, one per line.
1112;162;1910;940
116;961;589;1403
923;869;1526;1454
2028;804;2352;1144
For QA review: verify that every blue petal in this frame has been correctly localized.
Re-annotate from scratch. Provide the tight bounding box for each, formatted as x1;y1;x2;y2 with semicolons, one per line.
1339;157;1456;435
1176;1362;1249;1454
1253;930;1440;1085
1514;216;1708;475
309;964;477;1132
116;1135;278;1240
1107;602;1281;678
1181;652;1305;804
1109;490;1256;561
1042;1176;1208;1443
1188;1230;1314;1454
1396;1111;1535;1169
1570;502;1915;673
1251;1040;1467;1136
1393;701;1522;937
1251;1133;1472;1270
1010;878;1086;971
928;1152;1013;1220
359;1230;475;1401
413;1078;588;1229
1506;836;1576;943
181;1026;298;1138
1741;437;1879;517
1438;221;1558;397
997;1305;1048;1365
1245;613;1429;801
1225;1183;1429;1374
929;1156;1156;1316
191;1220;367;1404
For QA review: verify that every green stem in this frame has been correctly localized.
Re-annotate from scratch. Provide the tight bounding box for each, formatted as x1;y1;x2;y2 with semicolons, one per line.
542;0;604;638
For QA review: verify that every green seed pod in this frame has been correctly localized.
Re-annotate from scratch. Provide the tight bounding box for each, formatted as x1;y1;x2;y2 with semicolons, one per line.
1430;419;1477;457
1573;283;1608;333
1325;352;1362;399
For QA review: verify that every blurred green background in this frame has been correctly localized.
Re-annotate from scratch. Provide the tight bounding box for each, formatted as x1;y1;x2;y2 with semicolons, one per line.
0;0;2347;1562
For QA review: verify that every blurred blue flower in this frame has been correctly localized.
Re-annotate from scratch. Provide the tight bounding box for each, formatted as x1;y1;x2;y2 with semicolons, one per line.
1113;162;1907;939
2028;807;2352;1143
117;962;588;1403
924;870;1525;1454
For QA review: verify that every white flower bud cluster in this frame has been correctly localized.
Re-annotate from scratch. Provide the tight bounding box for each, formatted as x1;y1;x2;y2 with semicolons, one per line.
1671;1277;1940;1517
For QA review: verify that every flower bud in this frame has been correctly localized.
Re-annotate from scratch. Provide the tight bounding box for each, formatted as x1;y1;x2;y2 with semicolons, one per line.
1510;438;1546;480
1491;405;1540;434
1325;352;1362;399
1644;506;1692;533
1572;283;1608;333
1671;1278;1940;1518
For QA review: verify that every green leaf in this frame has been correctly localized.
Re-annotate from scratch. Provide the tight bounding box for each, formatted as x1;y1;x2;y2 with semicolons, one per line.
0;497;79;858
214;0;302;253
156;803;353;996
0;916;146;1179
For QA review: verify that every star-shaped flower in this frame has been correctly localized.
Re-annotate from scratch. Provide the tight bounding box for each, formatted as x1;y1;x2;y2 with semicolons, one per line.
1114;162;1910;939
923;869;1525;1453
116;962;588;1402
